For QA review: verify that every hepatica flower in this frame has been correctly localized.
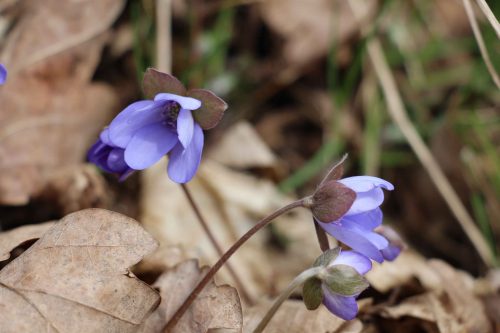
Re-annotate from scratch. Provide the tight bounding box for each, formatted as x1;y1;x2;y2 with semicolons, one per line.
0;64;7;84
88;68;227;183
309;160;397;263
303;248;371;320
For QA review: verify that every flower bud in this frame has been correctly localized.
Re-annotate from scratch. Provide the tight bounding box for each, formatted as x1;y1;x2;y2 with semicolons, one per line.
310;181;356;223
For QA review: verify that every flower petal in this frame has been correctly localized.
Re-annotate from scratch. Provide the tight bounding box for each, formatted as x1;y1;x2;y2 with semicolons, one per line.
167;123;204;183
0;64;7;84
341;220;389;250
177;108;194;148
99;128;112;145
346;187;385;215
331;250;372;275
381;244;401;261
107;148;128;172
343;208;383;230
339;176;394;192
319;220;384;262
109;100;165;148
154;93;201;110
322;286;358;320
124;124;178;170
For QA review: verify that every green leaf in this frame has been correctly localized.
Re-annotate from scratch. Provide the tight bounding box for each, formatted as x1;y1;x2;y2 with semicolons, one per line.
312;247;341;268
302;278;323;310
142;68;186;99
324;265;369;297
187;89;227;130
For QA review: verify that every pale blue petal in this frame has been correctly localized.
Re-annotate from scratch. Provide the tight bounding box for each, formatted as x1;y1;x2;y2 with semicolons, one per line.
99;128;112;145
318;220;384;262
343;208;383;230
339;176;394;192
177;109;194;148
167;123;204;183
154;93;201;110
341;220;389;250
109;100;165;148
331;250;372;275
322;286;358;320
346;188;385;215
124;123;178;169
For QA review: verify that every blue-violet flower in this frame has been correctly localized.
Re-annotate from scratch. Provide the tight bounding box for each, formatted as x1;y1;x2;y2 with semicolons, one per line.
315;176;395;263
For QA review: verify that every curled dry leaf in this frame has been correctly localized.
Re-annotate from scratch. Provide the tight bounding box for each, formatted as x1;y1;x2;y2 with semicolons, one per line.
138;259;242;333
0;221;55;262
243;299;363;333
0;0;124;205
0;209;160;333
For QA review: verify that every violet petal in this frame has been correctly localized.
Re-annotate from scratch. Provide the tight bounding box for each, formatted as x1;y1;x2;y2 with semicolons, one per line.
0;64;7;84
339;176;394;192
177;108;194;148
322;286;358;320
167;123;204;183
124;123;178;169
331;250;372;275
154;93;201;110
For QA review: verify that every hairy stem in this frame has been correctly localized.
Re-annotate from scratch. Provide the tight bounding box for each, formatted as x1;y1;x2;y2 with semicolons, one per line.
180;183;253;304
163;199;306;332
313;219;330;252
252;267;324;333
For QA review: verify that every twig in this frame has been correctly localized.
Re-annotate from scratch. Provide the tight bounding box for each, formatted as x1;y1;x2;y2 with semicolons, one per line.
462;0;500;90
347;0;495;267
180;184;253;304
475;0;500;39
163;199;306;332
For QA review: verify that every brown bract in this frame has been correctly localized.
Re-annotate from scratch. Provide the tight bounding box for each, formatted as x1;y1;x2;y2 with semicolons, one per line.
138;260;242;333
0;209;160;333
0;0;124;205
311;181;356;223
142;68;228;130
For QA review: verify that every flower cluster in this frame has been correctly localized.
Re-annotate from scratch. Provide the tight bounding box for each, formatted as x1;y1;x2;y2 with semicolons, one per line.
88;68;227;183
0;64;7;85
303;161;402;320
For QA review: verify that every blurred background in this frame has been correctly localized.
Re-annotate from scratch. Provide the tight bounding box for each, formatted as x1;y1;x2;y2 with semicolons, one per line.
0;1;499;329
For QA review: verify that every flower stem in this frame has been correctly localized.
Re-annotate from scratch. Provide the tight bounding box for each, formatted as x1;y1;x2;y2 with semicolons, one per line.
313;219;330;252
163;199;306;332
180;183;253;304
252;267;324;333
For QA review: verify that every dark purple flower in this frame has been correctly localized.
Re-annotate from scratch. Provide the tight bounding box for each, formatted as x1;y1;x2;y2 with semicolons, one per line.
0;64;6;84
317;176;395;263
87;128;135;181
321;250;371;320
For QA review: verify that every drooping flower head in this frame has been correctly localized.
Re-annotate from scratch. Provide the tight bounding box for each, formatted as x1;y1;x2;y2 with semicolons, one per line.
88;68;227;183
308;159;397;263
303;248;371;320
0;64;7;84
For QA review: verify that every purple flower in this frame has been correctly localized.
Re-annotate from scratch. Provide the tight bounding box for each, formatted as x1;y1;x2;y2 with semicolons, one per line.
0;64;7;84
87;129;134;181
105;94;204;183
321;250;371;320
87;69;227;183
317;176;395;263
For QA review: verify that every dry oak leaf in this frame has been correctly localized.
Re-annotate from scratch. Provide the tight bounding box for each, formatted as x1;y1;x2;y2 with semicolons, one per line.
138;259;242;333
0;208;160;333
243;299;363;333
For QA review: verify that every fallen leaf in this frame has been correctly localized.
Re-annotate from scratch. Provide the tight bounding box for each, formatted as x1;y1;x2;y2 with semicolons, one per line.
243;299;363;333
0;208;160;333
138;259;242;333
0;0;124;205
0;221;55;262
259;0;377;66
